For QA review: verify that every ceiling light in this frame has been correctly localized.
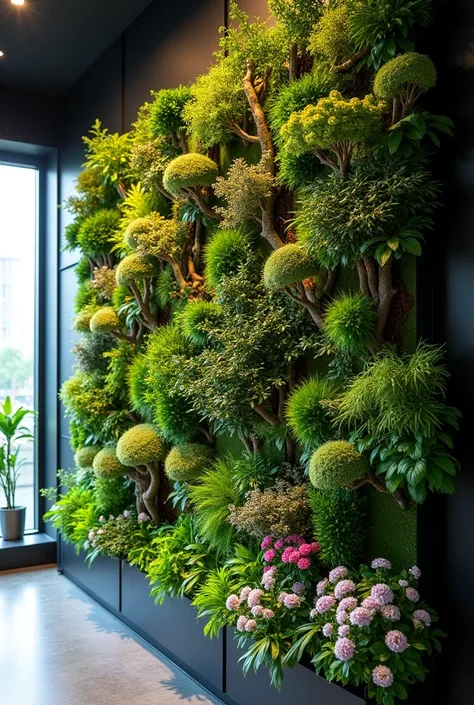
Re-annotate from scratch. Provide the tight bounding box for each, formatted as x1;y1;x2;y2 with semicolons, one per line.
11;0;25;5
0;51;4;58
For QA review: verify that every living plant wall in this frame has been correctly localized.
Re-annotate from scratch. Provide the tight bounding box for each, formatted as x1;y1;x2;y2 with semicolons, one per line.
45;1;458;703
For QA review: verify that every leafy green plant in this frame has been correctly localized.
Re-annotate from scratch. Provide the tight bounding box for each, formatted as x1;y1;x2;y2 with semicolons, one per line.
309;441;369;490
164;443;215;483
188;458;241;555
204;229;254;290
77;209;120;258
83;119;134;195
383;111;454;156
308;488;367;568
43;486;97;550
149;86;192;138
145;515;215;603
349;0;433;70
0;397;34;509
213;159;274;228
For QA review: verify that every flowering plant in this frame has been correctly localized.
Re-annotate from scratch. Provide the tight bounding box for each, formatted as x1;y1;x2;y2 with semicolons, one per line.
224;534;322;687
286;560;444;704
84;510;138;563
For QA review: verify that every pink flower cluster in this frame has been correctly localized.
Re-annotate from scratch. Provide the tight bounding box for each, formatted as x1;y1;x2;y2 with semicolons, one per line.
385;630;407;653
413;609;431;628
261;535;319;572
372;665;393;688
334;637;355;661
371;583;394;606
371;558;392;570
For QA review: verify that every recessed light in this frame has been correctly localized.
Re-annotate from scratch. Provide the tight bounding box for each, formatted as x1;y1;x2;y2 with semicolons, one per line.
0;51;4;58
11;0;25;5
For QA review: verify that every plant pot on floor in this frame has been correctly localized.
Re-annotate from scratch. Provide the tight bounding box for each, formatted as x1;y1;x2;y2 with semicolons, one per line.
0;506;26;540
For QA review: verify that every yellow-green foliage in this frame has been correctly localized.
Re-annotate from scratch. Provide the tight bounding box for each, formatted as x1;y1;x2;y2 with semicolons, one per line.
164;443;215;483
213;159;274;228
77;209;120;257
115;253;157;286
127;354;154;422
75;445;101;469
281;91;385;156
184;59;247;149
263;244;319;292
373;52;437;102
74;308;95;333
116;423;167;466
309;440;369;490
93;446;128;478
268;0;323;46
89;307;120;334
309;4;357;67
127;213;185;262
163;153;218;196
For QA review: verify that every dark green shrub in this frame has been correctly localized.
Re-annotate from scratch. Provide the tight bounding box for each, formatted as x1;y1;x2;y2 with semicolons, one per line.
204;229;253;290
77;209;120;257
309;487;367;568
263;244;319;292
149;86;192;137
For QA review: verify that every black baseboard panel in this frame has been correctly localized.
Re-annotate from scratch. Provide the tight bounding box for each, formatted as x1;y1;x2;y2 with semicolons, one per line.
121;562;224;694
224;629;366;705
60;539;120;612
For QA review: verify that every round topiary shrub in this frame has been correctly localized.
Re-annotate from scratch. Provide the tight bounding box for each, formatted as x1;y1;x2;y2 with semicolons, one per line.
309;440;369;490
75;445;101;469
324;293;376;354
150;86;192;137
163;153;218;196
93;447;128;478
164;443;215;482
180;300;222;347
77;209;120;257
263;244;319;292
116;423;167;467
373;53;437;102
204;228;252;289
115;253;158;287
89;307;120;334
286;377;337;450
74;309;95;333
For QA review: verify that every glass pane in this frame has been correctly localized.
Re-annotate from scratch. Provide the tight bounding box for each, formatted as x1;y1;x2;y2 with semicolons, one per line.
0;164;37;532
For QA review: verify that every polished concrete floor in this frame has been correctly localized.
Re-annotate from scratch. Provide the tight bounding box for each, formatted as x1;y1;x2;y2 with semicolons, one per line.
0;567;222;705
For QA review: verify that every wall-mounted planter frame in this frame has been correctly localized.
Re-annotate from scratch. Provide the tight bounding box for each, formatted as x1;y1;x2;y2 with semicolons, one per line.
59;540;367;705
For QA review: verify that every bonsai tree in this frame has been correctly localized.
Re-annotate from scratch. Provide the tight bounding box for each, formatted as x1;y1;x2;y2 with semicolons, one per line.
163;153;220;221
281;91;386;178
374;52;437;122
115;253;159;330
116;424;167;525
0;397;34;511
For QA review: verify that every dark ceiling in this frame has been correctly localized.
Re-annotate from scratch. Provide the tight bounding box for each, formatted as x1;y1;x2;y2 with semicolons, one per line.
0;0;153;95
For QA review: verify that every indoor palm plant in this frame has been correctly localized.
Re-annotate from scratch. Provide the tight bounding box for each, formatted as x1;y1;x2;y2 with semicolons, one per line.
0;396;34;540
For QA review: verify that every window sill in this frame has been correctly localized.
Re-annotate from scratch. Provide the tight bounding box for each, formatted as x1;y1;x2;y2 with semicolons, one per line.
0;533;56;571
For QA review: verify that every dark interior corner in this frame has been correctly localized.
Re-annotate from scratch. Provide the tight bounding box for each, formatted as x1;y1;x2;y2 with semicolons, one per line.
1;1;474;704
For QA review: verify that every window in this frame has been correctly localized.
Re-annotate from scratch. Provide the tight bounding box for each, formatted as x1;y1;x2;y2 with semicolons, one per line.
0;164;37;532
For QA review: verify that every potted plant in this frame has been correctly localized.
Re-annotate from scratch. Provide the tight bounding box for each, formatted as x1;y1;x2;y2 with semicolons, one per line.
0;396;34;540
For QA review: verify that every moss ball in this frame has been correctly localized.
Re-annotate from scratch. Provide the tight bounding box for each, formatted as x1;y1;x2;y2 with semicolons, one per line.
163;153;218;196
116;423;167;466
324;293;376;354
75;445;101;469
263;244;319;291
74;309;95;333
309;441;369;490
181;300;222;347
89;307;120;334
204;228;252;289
116;253;158;287
286;377;337;450
93;447;128;478
373;53;437;102
164;443;215;483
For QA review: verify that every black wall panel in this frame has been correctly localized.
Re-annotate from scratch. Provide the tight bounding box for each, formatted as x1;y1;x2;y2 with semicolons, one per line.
123;0;223;128
0;86;61;147
61;542;121;612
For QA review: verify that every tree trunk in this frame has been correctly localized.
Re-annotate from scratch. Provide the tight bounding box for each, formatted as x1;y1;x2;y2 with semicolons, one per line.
375;256;397;344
